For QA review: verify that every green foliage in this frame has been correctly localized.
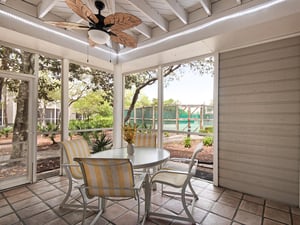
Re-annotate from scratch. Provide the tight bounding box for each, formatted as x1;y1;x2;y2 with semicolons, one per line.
38;123;59;144
92;132;112;153
184;137;191;148
69;116;113;131
68;117;113;145
200;127;213;134
163;132;170;137
0;126;13;138
72;91;113;119
69;63;114;106
203;136;213;146
90;115;113;128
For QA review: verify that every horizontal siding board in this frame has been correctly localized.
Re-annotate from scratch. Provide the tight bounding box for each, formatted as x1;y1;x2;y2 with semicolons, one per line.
220;67;300;87
218;36;300;206
219;160;298;184
219;103;300;114
220;57;300;78
219;150;298;171
220;45;300;69
220;36;300;60
219;79;300;96
219;123;300;137
218;141;299;160
219;91;300;104
219;169;298;195
219;133;299;150
219;113;300;125
219;178;298;206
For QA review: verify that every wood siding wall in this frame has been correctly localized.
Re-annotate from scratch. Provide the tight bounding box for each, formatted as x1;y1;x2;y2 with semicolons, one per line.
218;36;300;206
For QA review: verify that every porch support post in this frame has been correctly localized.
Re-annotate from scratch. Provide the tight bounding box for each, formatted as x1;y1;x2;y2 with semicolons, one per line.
213;53;219;186
113;63;123;148
31;53;39;183
60;58;69;175
157;66;163;148
61;58;69;141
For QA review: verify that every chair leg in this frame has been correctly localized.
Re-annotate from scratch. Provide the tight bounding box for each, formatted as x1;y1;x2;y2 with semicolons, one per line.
60;169;73;208
181;186;196;224
78;187;88;225
188;180;199;200
136;192;141;225
90;197;104;225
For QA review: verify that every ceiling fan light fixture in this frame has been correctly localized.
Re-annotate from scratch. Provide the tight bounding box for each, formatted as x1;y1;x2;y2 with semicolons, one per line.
88;29;110;44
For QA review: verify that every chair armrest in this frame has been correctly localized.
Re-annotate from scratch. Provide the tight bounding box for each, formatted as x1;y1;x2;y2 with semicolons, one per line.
169;157;198;164
151;170;191;187
153;169;189;176
61;163;80;168
133;172;147;189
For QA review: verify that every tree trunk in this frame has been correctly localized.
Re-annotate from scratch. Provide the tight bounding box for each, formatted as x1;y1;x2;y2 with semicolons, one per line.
3;85;8;127
11;52;32;159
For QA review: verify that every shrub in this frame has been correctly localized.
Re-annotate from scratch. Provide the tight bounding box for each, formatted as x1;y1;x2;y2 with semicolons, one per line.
184;137;191;148
203;136;213;146
38;123;59;144
0;126;13;138
199;126;213;134
92;133;112;153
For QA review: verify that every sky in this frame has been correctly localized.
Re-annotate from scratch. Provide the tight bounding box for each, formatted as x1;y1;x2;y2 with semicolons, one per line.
141;72;214;105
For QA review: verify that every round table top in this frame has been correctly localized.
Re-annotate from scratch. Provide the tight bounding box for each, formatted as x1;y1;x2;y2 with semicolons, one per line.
91;147;170;169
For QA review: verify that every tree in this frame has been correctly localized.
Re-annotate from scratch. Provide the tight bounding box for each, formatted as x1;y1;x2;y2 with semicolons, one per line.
124;57;214;122
38;71;60;126
69;63;114;106
72;91;112;120
11;52;33;159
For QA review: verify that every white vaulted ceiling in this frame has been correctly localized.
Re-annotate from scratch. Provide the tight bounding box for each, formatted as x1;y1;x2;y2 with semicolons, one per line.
0;0;300;72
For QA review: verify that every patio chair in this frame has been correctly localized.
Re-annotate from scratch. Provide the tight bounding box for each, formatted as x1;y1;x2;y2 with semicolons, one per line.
134;133;158;188
74;157;147;225
134;133;157;148
148;143;203;224
59;138;91;209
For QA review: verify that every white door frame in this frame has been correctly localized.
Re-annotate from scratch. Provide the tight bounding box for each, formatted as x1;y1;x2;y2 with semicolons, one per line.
0;68;37;189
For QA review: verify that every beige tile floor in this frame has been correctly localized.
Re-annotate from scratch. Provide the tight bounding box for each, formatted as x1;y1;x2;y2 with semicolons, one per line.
0;176;299;225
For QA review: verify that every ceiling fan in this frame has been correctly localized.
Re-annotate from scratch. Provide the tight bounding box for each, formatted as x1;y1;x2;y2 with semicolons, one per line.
46;0;142;48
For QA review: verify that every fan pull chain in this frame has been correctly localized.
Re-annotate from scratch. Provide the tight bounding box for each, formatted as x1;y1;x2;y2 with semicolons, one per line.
86;45;89;63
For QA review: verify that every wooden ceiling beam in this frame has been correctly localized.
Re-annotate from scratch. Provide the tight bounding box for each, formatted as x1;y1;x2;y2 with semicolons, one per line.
115;4;151;39
38;0;59;18
68;13;84;23
164;0;188;24
199;0;212;16
127;0;168;32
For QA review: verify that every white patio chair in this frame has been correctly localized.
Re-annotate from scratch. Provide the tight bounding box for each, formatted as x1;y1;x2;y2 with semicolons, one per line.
148;143;204;224
59;138;91;209
74;157;147;225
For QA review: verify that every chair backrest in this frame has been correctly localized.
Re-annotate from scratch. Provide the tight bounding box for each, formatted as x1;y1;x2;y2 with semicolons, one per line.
61;139;91;179
134;133;156;147
74;158;135;199
188;143;204;173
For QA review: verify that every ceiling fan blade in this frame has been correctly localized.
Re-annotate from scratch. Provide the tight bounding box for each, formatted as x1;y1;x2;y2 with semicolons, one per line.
65;0;99;24
111;31;138;48
104;13;142;31
45;21;89;30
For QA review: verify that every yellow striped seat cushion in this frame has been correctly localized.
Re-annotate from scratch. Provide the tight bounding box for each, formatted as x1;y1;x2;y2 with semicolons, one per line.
134;133;156;147
78;158;135;198
62;139;91;179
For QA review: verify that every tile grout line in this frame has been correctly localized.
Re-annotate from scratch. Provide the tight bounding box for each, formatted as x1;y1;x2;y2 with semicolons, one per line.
24;180;73;225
